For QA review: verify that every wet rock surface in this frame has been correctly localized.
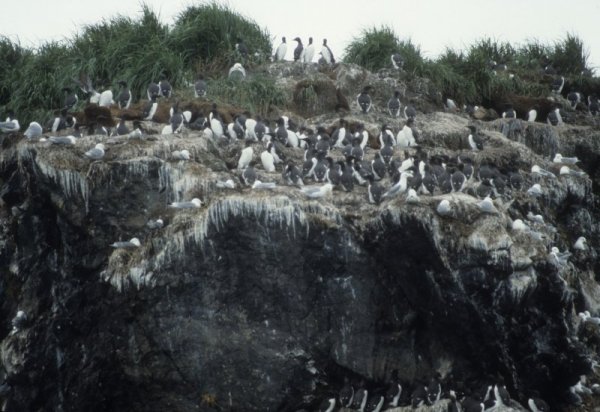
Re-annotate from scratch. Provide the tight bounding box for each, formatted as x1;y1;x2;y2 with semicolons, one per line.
1;63;600;411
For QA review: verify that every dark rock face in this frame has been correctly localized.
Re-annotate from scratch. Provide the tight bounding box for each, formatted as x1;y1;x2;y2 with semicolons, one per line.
2;66;600;412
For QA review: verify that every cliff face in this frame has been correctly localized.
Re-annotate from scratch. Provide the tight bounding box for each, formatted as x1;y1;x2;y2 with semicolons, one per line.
1;64;600;412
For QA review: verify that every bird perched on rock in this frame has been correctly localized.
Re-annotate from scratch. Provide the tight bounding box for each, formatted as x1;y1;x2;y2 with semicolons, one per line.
303;37;315;63
172;149;191;160
552;76;565;94
147;82;160;100
357;86;372;113
567;91;583;109
11;310;27;334
502;104;516;119
388;90;401;117
85;143;105;160
159;77;172;98
588;95;599;116
531;164;556;179
574;236;587;251
478;196;498;214
293;37;304;62
146;218;164;230
527;183;544;197
194;75;207;97
391;53;404;69
320;38;335;64
238;142;254;170
143;95;158;121
216;179;236;189
553;153;579;165
169;198;203;209
547;107;563;126
228;63;246;80
62;87;78;111
528;397;549;412
274;36;287;61
49;136;76;145
110;237;141;248
560;165;586;177
24;121;43;139
116;80;132;109
0;114;20;133
467;125;483;151
437;199;452;216
241;161;258;186
300;183;333;198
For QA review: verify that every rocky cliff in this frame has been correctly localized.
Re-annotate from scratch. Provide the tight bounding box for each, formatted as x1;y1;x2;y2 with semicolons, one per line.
1;63;600;412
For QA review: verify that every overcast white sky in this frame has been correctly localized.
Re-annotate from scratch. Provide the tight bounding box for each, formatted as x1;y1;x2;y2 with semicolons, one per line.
2;0;599;71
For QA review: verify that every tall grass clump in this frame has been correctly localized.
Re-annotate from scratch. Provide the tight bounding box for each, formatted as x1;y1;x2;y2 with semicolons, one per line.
0;37;30;111
70;5;184;100
344;26;424;72
550;33;590;76
207;75;288;116
170;2;271;74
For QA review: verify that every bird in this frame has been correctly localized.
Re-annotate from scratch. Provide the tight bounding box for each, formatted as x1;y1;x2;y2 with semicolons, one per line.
547;107;563;126
169;198;203;209
437;199;452;216
194;75;207;97
527;183;544;197
552;76;565;94
467;125;484;150
404;104;417;120
406;188;420;204
274;37;287;61
387;90;401;117
427;375;442;405
147;82;160;100
146;218;164;230
382;170;413;199
228;63;246;80
235;38;248;60
62;87;78;110
396;119;417;148
553;153;579;165
11;310;27;334
114;118;129;136
143;95;158;121
116;80;132;109
588;95;599;116
169;103;184;134
560;166;586;177
241;162;258;186
574;236;587;251
527;107;538;122
251;180;277;190
300;183;333;198
502;104;516;119
84;143;105;160
365;394;384;412
339;379;355;408
261;142;276;172
316;397;336;412
159;78;172;98
303;37;315;63
411;384;428;408
0;116;20;133
320;39;335;64
528;397;550;412
49;136;76;145
216;179;236;189
238;143;254;170
526;211;545;224
293;37;304;62
391;53;404;69
567;91;583;109
24;121;43;139
512;219;530;231
282;160;304;186
531;164;556;179
367;176;385;204
462;397;484;412
171;149;191;160
110;237;141;249
357;86;372;114
477;196;498;214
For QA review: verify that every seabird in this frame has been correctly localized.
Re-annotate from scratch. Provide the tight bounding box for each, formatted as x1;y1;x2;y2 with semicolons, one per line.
406;188;420;204
282;160;304;186
387;90;401;117
238;142;254;170
241;162;258;186
357;86;372;113
251;180;277;190
553;153;579;164
379;124;395;147
404;104;416;120
382;170;413;198
169;103;184;134
588;95;599;115
512;219;530;231
274;37;287;61
110;237;141;248
0;116;20;133
303;37;315;63
49;136;76;145
351;387;368;412
478;196;498;214
340;158;355;192
372;152;386;180
526;211;545;224
467;125;484;150
339;379;354;408
235;38;248;59
560;165;586;177
114;118;129;136
116;80;132;109
367;176;385;204
147;82;160;100
567;91;583;109
159;78;172;98
143;95;158;121
210;106;225;139
320;39;335;64
11;310;27;334
85;143;105;160
24;121;43;139
300;183;333;198
172;149;191;160
547;107;563;126
527;107;538;122
444;96;457;111
228;63;246;80
391;53;404;69
169;198;203;208
437;199;452;216
293;37;304;62
528;397;550;412
552;76;565;94
325;158;342;186
261;142;276;172
411;385;427;408
216;179;236;189
146;218;164;230
194;75;207;97
574;236;587;251
502;104;516;119
365;395;384;412
62;87;78;111
527;183;543;197
332;119;349;148
461;397;484;412
316;398;336;412
427;375;442;405
396;119;417;148
531;164;556;178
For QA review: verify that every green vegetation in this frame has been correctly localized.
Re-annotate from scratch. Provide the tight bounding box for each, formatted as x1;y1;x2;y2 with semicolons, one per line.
207;76;287;116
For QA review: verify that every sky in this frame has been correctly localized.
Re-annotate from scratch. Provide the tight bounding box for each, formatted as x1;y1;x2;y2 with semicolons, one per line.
1;0;599;71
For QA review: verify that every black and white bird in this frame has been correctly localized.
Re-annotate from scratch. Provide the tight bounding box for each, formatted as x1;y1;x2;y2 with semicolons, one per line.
316;397;336;412
547;107;563;126
566;91;583;109
62;87;78;111
528;397;550;412
116;80;132;109
261;142;276;172
241;161;258;186
321;38;335;64
388;90;401;117
553;153;579;165
274;36;287;61
194;75;207;97
147;82;160;100
159;77;172;98
552;76;565;94
293;37;304;62
282;160;304;186
527;107;538;122
367;176;385;204
339;378;354;408
228;63;246;80
404;104;416;120
396;118;417;148
332;119;349;148
357;86;372;113
379;124;395;147
169;103;184;134
391;53;404;69
303;37;315;63
467;125;484;150
588;95;599;115
502;104;516;119
238;142;254;170
143;95;158;121
11;310;27;334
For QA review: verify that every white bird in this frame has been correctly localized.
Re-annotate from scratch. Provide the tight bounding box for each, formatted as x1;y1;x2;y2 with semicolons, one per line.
579;311;600;325
169;198;203;209
382;170;413;198
161;125;173;135
477;196;498;214
526;211;545;224
252;180;277;189
396;124;417;148
406;188;420;204
172;149;191;160
84;143;105;160
49;135;76;145
527;109;538;122
527;184;543;197
0;118;20;133
110;237;141;249
24;121;43;139
531;164;556;178
228;63;246;80
303;37;315;63
216;179;236;189
238;145;254;170
511;219;530;231
260;144;276;172
127;128;143;139
560;166;586;177
274;37;287;61
146;219;164;230
549;246;571;266
553;153;579;165
436;199;452;216
98;90;114;107
574;236;587;251
11;310;27;334
300;183;333;198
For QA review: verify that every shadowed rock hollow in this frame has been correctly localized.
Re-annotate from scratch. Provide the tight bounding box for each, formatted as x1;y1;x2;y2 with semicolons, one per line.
1;62;600;412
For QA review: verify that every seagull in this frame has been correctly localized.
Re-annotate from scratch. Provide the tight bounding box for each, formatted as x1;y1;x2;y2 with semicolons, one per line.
11;310;27;334
0;117;20;133
560;166;586;177
382;170;413;199
512;219;530;231
579;311;600;325
169;198;203;208
172;149;191;160
228;63;246;80
252;180;277;190
437;199;452;216
553;153;579;164
216;179;236;189
526;211;545;224
477;196;498;214
527;184;543;197
531;164;556;178
549;246;571;266
146;218;164;230
300;183;333;198
24;121;43;139
49;136;76;145
110;237;141;249
574;236;587;251
406;188;420;204
84;143;105;160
